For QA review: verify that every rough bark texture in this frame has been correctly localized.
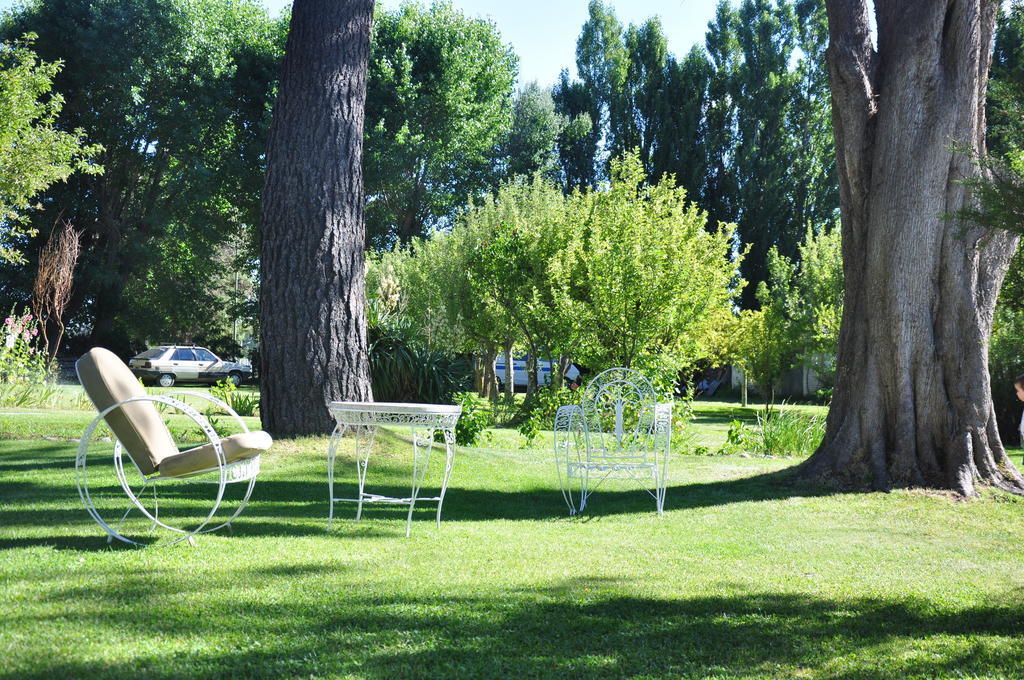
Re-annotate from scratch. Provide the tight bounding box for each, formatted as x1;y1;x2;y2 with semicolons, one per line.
799;0;1024;496
259;0;374;437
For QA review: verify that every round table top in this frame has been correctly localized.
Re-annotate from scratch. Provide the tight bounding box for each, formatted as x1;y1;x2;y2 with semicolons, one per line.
329;401;462;415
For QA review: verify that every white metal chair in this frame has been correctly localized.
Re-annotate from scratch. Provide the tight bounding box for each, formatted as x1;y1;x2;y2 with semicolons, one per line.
75;347;271;545
554;367;671;515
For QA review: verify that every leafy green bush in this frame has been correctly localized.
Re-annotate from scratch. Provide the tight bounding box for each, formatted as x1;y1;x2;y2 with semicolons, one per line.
209;379;259;417
368;301;470;403
518;385;578;446
715;419;758;456
438;392;491;447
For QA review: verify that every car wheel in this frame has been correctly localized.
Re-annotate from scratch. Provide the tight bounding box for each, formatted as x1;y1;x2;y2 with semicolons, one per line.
227;371;243;387
158;373;176;388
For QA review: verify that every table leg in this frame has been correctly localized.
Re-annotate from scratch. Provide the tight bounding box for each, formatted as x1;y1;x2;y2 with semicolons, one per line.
354;425;377;522
406;427;435;537
326;423;347;529
436;428;456;528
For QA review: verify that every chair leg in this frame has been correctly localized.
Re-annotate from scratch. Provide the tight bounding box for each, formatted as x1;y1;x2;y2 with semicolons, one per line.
149;486;159;530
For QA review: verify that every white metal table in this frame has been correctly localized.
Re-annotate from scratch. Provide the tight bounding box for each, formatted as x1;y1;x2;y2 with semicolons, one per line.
327;401;461;537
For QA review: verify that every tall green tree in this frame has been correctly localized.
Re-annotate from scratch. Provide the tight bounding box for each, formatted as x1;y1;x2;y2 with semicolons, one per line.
552;70;597;191
364;1;517;248
0;35;100;265
501;82;562;183
0;0;285;351
557;152;740;387
465;177;571;395
555;0;836;309
649;46;713;205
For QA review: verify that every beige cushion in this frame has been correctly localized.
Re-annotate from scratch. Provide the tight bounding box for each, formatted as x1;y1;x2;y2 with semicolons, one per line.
77;347;178;475
159;430;272;478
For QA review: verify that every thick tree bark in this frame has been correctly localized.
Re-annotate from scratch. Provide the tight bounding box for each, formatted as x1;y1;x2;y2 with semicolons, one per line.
799;0;1024;495
259;0;374;437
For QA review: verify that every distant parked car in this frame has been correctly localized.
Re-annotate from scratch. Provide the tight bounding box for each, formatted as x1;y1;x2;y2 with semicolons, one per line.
128;345;252;388
495;356;580;391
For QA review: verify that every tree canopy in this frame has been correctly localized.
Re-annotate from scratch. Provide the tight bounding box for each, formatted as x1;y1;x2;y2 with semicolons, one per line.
364;1;517;248
0;34;100;265
0;0;286;352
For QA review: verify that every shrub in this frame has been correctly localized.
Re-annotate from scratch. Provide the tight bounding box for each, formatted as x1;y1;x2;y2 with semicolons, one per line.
714;419;757;456
518;385;578;446
368;301;470;403
209;379;259;417
439;392;491;447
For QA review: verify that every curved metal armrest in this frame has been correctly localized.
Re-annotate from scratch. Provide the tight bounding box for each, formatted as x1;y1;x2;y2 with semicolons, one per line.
163;390;250;433
80;394;228;473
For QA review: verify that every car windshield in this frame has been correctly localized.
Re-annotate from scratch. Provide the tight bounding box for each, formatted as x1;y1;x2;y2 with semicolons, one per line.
134;348;166;359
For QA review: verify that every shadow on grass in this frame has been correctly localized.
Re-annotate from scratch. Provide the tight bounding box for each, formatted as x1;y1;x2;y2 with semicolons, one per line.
0;467;839;549
2;579;1022;679
0;436;839;547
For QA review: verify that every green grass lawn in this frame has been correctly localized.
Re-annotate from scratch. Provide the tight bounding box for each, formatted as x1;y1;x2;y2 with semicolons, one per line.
2;399;1024;679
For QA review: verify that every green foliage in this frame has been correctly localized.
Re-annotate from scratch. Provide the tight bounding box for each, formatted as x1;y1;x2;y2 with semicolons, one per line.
716;418;758;456
365;1;517;247
517;385;578;446
209;379;259;418
724;225;842;404
0;0;285;345
558;151;740;384
368;300;470;403
0;308;58;407
0;34;101;263
438;392;492;447
502;82;562;182
380;151;742;396
713;409;824;457
755;407;825;457
465;175;571;384
554;0;836;307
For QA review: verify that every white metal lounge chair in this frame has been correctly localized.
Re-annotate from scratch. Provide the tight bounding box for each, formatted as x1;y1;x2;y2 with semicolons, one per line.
553;367;671;515
75;347;271;545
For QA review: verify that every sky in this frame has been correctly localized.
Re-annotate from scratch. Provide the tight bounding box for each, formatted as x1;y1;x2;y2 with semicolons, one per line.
0;0;722;88
264;0;721;88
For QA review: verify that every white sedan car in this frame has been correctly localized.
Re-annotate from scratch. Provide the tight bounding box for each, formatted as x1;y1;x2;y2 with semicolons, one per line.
128;345;252;388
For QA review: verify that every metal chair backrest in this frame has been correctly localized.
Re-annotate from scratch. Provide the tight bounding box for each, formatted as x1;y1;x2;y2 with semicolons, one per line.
76;347;178;475
580;367;657;460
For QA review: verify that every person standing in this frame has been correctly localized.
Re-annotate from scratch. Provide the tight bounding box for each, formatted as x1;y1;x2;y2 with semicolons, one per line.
1015;374;1024;445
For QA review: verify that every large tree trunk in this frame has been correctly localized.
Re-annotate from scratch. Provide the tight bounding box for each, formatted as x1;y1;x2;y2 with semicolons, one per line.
259;0;374;437
799;0;1023;496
